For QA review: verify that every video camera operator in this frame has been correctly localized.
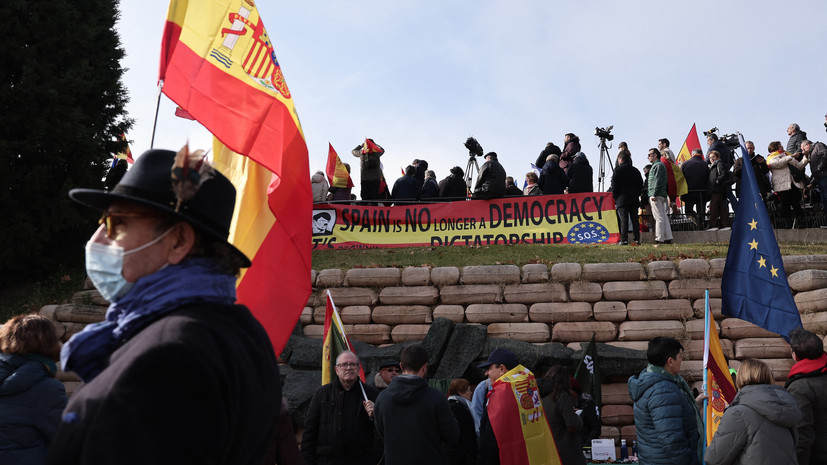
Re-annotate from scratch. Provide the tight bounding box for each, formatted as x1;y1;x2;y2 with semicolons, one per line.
705;130;734;168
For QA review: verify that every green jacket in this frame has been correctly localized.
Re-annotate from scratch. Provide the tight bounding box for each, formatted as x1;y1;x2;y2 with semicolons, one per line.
648;159;668;198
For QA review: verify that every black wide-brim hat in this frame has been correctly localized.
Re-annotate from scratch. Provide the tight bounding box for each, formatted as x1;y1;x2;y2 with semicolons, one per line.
69;149;251;267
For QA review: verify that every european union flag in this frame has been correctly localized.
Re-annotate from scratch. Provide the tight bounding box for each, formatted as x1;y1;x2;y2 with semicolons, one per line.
721;134;802;341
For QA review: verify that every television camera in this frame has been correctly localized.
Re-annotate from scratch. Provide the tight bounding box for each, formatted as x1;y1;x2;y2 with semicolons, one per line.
703;127;740;150
594;126;614;141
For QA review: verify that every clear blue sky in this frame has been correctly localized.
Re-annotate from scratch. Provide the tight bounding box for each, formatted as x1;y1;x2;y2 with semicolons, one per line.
117;0;827;192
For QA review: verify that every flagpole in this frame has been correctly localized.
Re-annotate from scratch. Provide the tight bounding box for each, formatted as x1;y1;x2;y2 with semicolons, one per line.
702;289;710;462
150;82;164;149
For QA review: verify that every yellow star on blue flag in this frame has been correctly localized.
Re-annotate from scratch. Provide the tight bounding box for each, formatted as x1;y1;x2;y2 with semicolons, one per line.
721;135;801;342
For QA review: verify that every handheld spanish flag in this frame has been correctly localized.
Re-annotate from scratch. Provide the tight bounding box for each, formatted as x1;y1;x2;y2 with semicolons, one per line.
661;155;688;199
676;123;702;165
115;133;134;164
487;366;561;465
159;0;311;355
703;289;736;446
322;291;365;385
325;143;354;189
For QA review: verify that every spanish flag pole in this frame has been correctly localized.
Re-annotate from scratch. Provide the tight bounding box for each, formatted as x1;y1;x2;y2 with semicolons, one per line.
158;0;311;355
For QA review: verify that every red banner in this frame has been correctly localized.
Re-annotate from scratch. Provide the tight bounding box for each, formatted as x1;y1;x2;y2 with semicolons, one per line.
312;193;618;250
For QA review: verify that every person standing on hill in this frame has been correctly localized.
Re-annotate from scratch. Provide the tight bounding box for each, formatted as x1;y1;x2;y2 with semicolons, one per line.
560;133;581;174
646;148;673;244
472;152;506;200
611;149;643;245
567;152;593;193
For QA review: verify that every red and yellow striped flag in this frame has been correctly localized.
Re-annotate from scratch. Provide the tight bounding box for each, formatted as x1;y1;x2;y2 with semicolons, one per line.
160;0;311;355
487;365;562;465
676;123;702;165
703;295;736;445
322;291;365;385
325;143;354;189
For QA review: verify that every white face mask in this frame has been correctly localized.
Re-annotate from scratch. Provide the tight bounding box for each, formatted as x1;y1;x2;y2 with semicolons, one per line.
84;227;174;302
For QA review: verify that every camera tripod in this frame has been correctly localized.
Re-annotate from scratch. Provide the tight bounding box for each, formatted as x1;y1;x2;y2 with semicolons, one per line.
597;137;614;192
464;156;480;195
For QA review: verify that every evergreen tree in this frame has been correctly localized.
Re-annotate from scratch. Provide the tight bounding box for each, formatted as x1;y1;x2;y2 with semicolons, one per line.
0;0;132;281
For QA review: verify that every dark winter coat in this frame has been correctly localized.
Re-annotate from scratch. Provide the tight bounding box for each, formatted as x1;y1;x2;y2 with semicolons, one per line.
785;354;827;465
611;159;643;207
505;185;523;196
375;374;459;465
422;177;440;200
352;143;384;182
392;175;420;202
707;159;732;194
301;379;381;465
733;156;771;198
535;143;562;169
415;160;429;189
680;155;709;195
473;160;506;199
704;384;801;465
560;138;581;173
45;304;281;465
0;353;67;465
628;368;700;465
787;130;808;154
539;159;569;195
447;396;478;465
808;141;827;181
542;391;586;465
567;154;593;193
439;174;468;200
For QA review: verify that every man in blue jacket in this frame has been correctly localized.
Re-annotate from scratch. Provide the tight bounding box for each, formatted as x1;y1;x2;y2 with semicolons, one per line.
628;337;702;465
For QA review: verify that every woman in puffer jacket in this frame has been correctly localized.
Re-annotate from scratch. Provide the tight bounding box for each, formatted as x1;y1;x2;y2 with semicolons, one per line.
767;140;809;226
0;314;68;464
311;170;330;202
704;359;802;465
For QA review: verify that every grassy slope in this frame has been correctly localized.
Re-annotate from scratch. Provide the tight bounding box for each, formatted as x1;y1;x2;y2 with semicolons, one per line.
312;242;827;271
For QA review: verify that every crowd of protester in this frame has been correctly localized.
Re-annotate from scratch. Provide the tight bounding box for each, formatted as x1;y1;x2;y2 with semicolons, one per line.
313;118;827;239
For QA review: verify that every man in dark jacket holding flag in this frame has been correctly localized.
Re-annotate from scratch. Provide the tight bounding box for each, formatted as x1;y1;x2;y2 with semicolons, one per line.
302;350;381;465
785;328;827;465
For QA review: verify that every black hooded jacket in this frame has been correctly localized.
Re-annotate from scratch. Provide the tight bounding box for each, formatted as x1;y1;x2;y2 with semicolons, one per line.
374;375;459;465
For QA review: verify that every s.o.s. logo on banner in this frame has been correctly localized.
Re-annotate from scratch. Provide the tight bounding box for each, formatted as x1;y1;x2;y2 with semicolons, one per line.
311;193;619;249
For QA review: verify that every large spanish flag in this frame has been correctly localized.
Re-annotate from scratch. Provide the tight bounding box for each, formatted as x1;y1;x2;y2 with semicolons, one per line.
487;365;561;465
703;290;736;446
322;291;365;385
160;0;311;355
676;123;702;165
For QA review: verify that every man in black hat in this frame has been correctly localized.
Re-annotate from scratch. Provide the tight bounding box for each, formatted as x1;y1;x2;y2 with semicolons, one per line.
477;348;519;465
375;358;401;390
472;152;506;199
46;148;281;465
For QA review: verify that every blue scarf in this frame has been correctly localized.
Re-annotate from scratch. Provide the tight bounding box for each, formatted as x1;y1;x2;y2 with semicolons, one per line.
61;258;236;382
